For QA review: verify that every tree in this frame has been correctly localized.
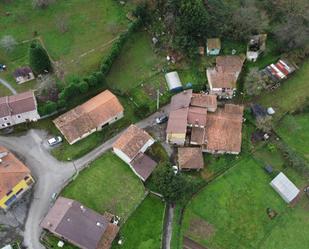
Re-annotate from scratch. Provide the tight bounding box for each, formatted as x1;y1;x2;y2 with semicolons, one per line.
29;41;52;75
0;35;17;52
244;68;268;96
151;164;198;204
230;4;269;41
256;115;272;132
87;75;98;87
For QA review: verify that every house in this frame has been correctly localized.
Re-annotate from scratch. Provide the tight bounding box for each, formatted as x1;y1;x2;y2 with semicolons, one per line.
0;147;35;210
13;67;35;84
41;197;119;249
246;34;267;62
166;90;193;145
191;93;217;112
54;90;124;145
178;147;204;171
165;71;183;92
206;55;245;98
0;91;40;129
207;38;221;56
113;124;157;181
202;104;244;154
270;172;300;203
166;90;218;146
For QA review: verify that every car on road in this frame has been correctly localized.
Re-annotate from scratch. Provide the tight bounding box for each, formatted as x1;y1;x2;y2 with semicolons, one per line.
47;136;62;147
156;115;168;124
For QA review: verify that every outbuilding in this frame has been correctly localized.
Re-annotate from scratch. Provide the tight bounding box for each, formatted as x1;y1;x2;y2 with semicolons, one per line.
165;71;183;92
270;172;300;203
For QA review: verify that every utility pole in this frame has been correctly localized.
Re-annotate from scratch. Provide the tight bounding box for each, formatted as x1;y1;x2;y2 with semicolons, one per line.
157;89;160;110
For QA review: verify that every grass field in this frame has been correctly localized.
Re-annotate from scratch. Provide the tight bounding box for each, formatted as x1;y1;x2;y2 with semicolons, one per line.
106;31;164;93
276;113;309;161
61;152;145;220
258;59;309;121
183;153;308;249
112;194;165;249
0;0;131;89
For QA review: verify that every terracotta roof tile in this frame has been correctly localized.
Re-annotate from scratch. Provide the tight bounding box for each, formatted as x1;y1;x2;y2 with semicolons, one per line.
170;90;192;111
187;107;207;127
53;90;123;144
207;55;245;89
204;104;244;153
166;108;189;134
113;125;153;160
190;127;206;145
191;94;217;111
0;146;31;200
178;147;204;169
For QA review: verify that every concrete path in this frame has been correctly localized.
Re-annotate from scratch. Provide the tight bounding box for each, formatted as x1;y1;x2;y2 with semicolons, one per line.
162;205;174;249
0;78;17;95
0;104;170;249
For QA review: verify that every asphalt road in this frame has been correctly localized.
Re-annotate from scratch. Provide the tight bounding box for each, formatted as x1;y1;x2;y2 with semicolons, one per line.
0;77;17;95
0;104;170;249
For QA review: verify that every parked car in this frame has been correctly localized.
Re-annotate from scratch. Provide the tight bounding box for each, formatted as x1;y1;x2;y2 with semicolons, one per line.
0;64;6;71
156;115;168;124
48;136;62;146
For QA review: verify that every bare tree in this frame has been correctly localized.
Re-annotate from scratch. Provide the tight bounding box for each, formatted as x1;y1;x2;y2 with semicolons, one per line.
230;4;269;41
55;14;70;34
256;115;273;132
244;68;269;96
0;35;17;52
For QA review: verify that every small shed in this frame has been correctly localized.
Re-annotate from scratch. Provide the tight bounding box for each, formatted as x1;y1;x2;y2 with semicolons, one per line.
270;172;300;203
165;71;183;92
207;38;221;56
13;67;35;84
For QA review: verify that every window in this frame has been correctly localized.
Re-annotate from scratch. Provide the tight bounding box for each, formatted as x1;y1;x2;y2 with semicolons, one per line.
17;115;21;118
3;117;7;121
16;188;24;195
6;190;13;196
24;176;29;180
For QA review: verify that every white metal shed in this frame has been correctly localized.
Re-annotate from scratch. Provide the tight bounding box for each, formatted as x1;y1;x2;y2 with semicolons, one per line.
165;71;183;92
270;172;300;203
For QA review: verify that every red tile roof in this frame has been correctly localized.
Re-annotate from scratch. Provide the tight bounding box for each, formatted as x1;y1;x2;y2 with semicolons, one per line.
187;107;207;127
0;146;31;200
53;90;123;144
113;125;153;160
191;94;217;111
0;91;37;118
178;147;204;170
166;108;189;134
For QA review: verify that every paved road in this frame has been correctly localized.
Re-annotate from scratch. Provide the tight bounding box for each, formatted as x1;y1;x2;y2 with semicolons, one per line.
0;105;170;249
163;205;174;249
0;77;17;95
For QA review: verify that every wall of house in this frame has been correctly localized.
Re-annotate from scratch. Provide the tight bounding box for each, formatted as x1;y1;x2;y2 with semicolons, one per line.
207;48;220;55
140;138;155;153
113;148;132;164
202;148;240;155
209;88;234;98
96;111;124;131
166;133;186;145
0;174;34;210
0;110;40;129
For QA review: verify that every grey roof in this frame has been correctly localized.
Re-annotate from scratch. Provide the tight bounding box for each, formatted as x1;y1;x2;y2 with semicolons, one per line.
41;197;112;249
131;153;157;181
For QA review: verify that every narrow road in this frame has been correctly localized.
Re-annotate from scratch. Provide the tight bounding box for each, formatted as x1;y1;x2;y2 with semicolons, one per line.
163;205;174;249
0;78;17;95
0;105;170;249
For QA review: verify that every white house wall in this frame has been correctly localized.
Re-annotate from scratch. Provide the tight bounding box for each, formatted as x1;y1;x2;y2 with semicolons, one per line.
0;110;40;129
113;148;132;164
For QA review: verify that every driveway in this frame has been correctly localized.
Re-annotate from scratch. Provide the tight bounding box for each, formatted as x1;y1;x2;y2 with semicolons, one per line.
0;77;17;95
0;104;170;249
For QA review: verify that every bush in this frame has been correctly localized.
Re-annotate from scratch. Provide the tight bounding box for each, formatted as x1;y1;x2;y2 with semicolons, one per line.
39;100;57;116
78;81;89;94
